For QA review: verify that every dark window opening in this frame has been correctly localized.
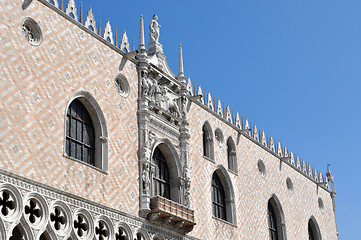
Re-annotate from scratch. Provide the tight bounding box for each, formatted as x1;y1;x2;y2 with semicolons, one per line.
65;99;95;165
268;201;279;240
212;173;226;220
152;148;170;199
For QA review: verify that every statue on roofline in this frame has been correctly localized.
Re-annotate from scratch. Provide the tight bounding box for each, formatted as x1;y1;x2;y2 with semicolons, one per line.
149;15;160;43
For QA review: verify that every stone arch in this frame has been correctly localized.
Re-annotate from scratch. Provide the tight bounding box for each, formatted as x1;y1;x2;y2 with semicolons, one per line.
94;215;114;240
64;90;109;171
308;215;322;240
48;200;73;237
211;165;237;224
115;222;132;240
153;233;164;240
202;121;214;160
268;194;287;240
134;228;150;240
38;229;58;240
151;138;182;203
226;136;237;173
9;219;34;240
0;218;6;240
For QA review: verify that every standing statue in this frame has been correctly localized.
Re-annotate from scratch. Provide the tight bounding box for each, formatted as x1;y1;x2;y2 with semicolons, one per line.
149;15;160;43
141;163;150;194
141;77;150;96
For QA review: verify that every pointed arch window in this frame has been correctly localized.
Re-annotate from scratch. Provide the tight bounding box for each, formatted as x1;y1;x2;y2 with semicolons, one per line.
267;196;286;240
212;173;226;220
308;217;321;240
202;122;214;160
152;147;170;199
65;99;95;165
227;137;237;173
268;201;279;240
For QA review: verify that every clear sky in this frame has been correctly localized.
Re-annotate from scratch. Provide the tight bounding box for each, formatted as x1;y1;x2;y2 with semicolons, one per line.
81;0;359;238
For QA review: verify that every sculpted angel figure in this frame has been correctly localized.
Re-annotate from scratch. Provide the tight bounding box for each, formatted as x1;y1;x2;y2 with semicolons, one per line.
149;15;160;43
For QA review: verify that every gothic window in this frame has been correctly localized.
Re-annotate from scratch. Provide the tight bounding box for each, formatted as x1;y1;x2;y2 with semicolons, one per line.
268;201;279;240
65;99;95;165
267;196;286;240
308;217;321;240
227;137;237;173
212;172;226;220
308;222;315;240
152;147;170;199
202;122;214;160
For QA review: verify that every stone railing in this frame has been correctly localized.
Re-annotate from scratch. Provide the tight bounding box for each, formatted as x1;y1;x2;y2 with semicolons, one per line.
149;196;195;233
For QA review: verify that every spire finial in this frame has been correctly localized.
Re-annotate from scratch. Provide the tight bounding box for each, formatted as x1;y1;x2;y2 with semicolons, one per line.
80;2;83;23
98;15;101;35
139;15;145;49
115;26;118;47
178;44;184;78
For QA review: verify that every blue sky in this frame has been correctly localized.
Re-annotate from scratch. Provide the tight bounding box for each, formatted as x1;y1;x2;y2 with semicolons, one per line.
81;0;359;238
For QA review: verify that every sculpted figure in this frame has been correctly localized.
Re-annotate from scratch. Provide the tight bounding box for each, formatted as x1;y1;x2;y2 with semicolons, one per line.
148;79;163;105
149;15;160;43
141;77;150;96
141;163;150;194
161;86;181;117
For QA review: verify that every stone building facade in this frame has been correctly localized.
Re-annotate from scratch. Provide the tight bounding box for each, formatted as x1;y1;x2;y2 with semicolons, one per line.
0;0;338;239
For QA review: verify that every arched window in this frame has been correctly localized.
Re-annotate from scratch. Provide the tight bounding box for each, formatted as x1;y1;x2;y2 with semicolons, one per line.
268;201;279;240
65;99;95;165
227;137;237;172
212;172;226;220
64;91;109;171
211;166;237;224
308;217;321;240
152;147;170;199
267;196;286;240
202;122;214;160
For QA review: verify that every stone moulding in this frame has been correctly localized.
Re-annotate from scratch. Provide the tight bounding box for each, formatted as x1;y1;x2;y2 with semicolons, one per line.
0;170;199;240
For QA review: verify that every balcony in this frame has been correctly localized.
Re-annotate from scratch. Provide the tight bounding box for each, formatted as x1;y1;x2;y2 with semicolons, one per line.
148;196;196;233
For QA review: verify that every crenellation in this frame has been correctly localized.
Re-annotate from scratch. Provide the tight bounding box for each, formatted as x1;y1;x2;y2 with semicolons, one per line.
290;152;295;165
253;124;259;142
269;136;275;152
65;0;78;21
313;169;318;182
84;7;96;33
283;147;289;158
307;163;313;178
207;92;214;111
186;78;193;96
103;20;114;44
301;159;305;172
196;85;203;104
46;0;59;8
235;112;241;129
277;141;283;157
244;118;250;133
261;130;267;147
120;31;130;53
216;99;223;117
